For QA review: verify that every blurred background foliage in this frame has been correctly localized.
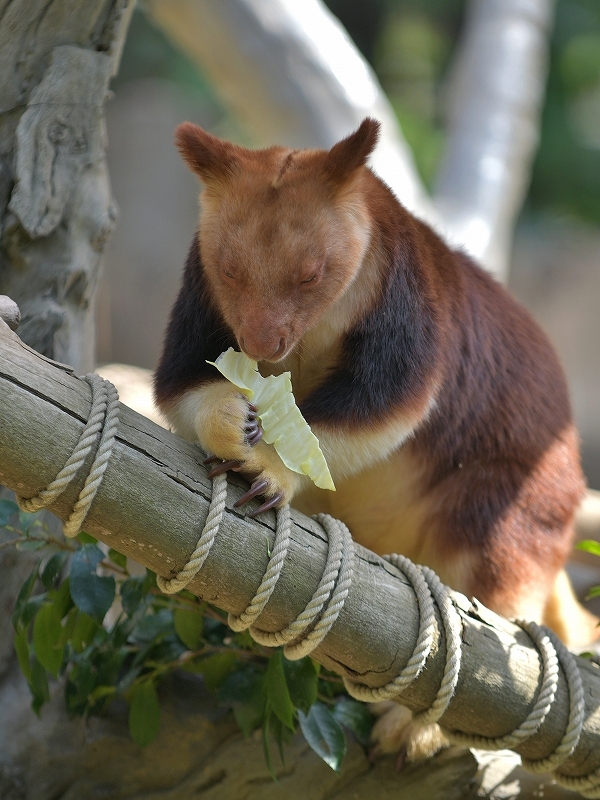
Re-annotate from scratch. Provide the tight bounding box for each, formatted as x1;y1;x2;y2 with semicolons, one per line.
113;7;223;126
327;0;600;223
116;0;600;225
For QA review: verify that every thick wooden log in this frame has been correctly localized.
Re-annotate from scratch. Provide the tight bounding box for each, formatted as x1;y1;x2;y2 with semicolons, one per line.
1;316;600;786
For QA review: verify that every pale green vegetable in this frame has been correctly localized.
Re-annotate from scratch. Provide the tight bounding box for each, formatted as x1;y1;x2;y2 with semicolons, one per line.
208;348;335;491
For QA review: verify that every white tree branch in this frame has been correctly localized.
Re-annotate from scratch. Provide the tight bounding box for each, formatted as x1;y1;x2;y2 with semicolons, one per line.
433;0;555;280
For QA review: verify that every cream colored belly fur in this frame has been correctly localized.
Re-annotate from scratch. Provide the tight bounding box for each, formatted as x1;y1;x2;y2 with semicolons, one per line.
295;447;476;596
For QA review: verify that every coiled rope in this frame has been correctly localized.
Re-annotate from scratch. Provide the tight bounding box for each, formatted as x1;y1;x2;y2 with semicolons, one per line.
16;372;600;797
16;374;119;538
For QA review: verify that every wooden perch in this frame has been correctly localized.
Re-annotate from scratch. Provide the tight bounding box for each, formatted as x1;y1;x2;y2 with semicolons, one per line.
1;313;600;787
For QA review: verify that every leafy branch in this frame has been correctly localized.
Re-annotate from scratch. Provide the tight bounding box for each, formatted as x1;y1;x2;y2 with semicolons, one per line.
1;497;372;772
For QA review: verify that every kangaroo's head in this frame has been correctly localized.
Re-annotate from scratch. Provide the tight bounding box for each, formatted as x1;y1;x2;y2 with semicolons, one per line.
176;119;380;362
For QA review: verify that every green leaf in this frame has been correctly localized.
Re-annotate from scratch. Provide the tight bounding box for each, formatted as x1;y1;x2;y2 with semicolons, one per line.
120;575;148;617
16;539;46;551
14;626;31;682
218;665;263;703
71;612;99;653
145;637;186;663
30;658;50;715
57;606;79;646
283;657;318;713
174;608;204;650
577;539;600;557
88;684;117;707
129;681;161;747
18;511;41;533
586;585;600;599
270;714;288;768
33;603;64;677
41;552;68;590
19;594;47;629
234;696;265;738
218;666;266;737
298;703;346;771
265;650;295;731
186;651;236;691
51;577;74;621
77;532;97;545
132;609;174;643
65;659;96;714
232;629;255;650
95;644;129;687
0;499;18;527
12;567;39;629
108;548;127;570
332;697;373;746
70;544;116;623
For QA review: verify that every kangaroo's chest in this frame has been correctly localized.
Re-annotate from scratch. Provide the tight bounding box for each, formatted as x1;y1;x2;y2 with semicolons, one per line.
294;447;432;561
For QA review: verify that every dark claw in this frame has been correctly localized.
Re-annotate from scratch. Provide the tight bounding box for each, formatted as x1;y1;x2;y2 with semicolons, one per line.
247;427;263;446
234;479;269;507
244;408;263;446
207;459;242;478
248;493;283;517
203;455;221;465
248;403;257;413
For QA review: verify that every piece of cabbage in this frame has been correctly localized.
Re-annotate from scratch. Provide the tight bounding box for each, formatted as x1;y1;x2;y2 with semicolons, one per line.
208;348;335;491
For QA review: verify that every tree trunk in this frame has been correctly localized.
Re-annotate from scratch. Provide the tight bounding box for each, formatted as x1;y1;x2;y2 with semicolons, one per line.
0;2;133;796
0;0;134;374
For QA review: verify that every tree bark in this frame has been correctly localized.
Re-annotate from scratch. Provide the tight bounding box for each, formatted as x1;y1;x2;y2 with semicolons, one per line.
0;0;134;374
1;315;600;788
0;3;134;794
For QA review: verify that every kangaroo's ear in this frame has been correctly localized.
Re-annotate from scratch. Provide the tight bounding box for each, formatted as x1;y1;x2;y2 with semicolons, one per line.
175;122;240;184
323;118;380;185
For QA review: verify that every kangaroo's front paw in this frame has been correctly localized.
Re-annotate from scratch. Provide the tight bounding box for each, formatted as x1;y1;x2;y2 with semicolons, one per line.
192;382;302;515
210;440;301;516
203;402;263;475
195;383;261;461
